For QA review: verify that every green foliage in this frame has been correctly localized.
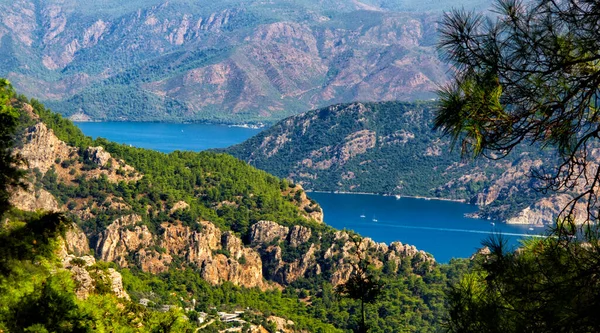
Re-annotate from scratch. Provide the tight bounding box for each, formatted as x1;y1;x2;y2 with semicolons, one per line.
0;212;69;276
436;0;600;221
335;237;384;333
0;79;25;214
225;101;547;218
446;229;600;333
121;268;341;332
2;86;481;332
0;211;198;332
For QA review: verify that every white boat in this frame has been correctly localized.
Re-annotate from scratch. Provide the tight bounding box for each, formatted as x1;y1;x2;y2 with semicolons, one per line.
528;227;534;231
395;195;401;199
372;218;378;222
490;222;495;226
360;214;366;218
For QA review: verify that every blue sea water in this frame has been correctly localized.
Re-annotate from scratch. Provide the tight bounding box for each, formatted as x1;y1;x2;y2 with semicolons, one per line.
75;122;544;262
308;192;544;263
75;122;262;153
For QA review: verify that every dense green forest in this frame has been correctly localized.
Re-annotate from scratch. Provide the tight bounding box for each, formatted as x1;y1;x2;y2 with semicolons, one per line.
0;207;471;332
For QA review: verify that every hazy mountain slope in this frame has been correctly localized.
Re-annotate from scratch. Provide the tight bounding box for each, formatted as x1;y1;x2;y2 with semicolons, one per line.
0;0;488;123
224;101;589;225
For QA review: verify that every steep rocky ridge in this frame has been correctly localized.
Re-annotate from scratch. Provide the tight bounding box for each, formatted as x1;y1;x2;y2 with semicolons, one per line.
225;101;586;226
0;0;488;123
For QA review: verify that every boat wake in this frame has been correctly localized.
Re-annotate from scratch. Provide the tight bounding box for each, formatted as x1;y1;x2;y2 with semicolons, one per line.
373;222;547;238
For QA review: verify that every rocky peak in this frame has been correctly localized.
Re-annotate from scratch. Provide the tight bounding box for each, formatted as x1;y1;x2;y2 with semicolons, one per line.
61;254;130;300
10;185;59;212
65;222;91;256
95;214;153;266
97;218;267;289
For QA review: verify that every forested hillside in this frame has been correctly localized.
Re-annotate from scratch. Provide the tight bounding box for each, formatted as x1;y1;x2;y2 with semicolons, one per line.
0;0;488;123
2;82;474;331
224;101;580;226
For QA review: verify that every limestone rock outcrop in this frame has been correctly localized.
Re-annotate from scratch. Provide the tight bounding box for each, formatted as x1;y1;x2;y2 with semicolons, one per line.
18;123;75;174
61;254;130;300
85;146;111;167
249;220;433;286
95;214;153;267
250;221;290;245
10;185;59;212
96;218;267;289
288;225;311;247
507;194;587;225
65;222;90;256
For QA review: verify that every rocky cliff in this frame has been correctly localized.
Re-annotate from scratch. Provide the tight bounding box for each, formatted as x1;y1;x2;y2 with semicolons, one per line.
91;215;432;289
0;0;486;123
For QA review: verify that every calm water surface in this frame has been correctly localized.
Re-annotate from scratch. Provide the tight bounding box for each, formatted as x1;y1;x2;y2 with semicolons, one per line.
309;192;545;262
75;122;262;152
75;122;544;262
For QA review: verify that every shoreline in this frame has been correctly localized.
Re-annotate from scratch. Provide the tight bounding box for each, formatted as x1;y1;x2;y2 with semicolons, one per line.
306;190;469;203
72;119;268;128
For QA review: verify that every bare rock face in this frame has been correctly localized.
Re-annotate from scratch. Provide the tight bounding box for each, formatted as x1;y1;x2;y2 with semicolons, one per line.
278;244;318;284
507;194;587;225
61;253;129;300
10;185;59;212
249;221;290;245
267;316;295;333
67;262;96;299
95;214;153;266
86;146;111;167
107;268;130;299
288;225;311;247
65;223;90;256
98;218;267;289
169;200;189;214
18;123;75;174
247;220;434;287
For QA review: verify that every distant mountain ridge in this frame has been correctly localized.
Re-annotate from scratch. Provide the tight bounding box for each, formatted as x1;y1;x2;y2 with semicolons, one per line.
224;101;588;226
1;0;489;123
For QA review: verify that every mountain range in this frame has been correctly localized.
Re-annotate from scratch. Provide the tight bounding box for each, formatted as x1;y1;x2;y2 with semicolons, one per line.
1;0;488;123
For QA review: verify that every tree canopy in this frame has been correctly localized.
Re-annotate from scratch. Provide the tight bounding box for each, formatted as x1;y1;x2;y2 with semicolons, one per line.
0;79;24;215
437;1;600;332
435;0;600;221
